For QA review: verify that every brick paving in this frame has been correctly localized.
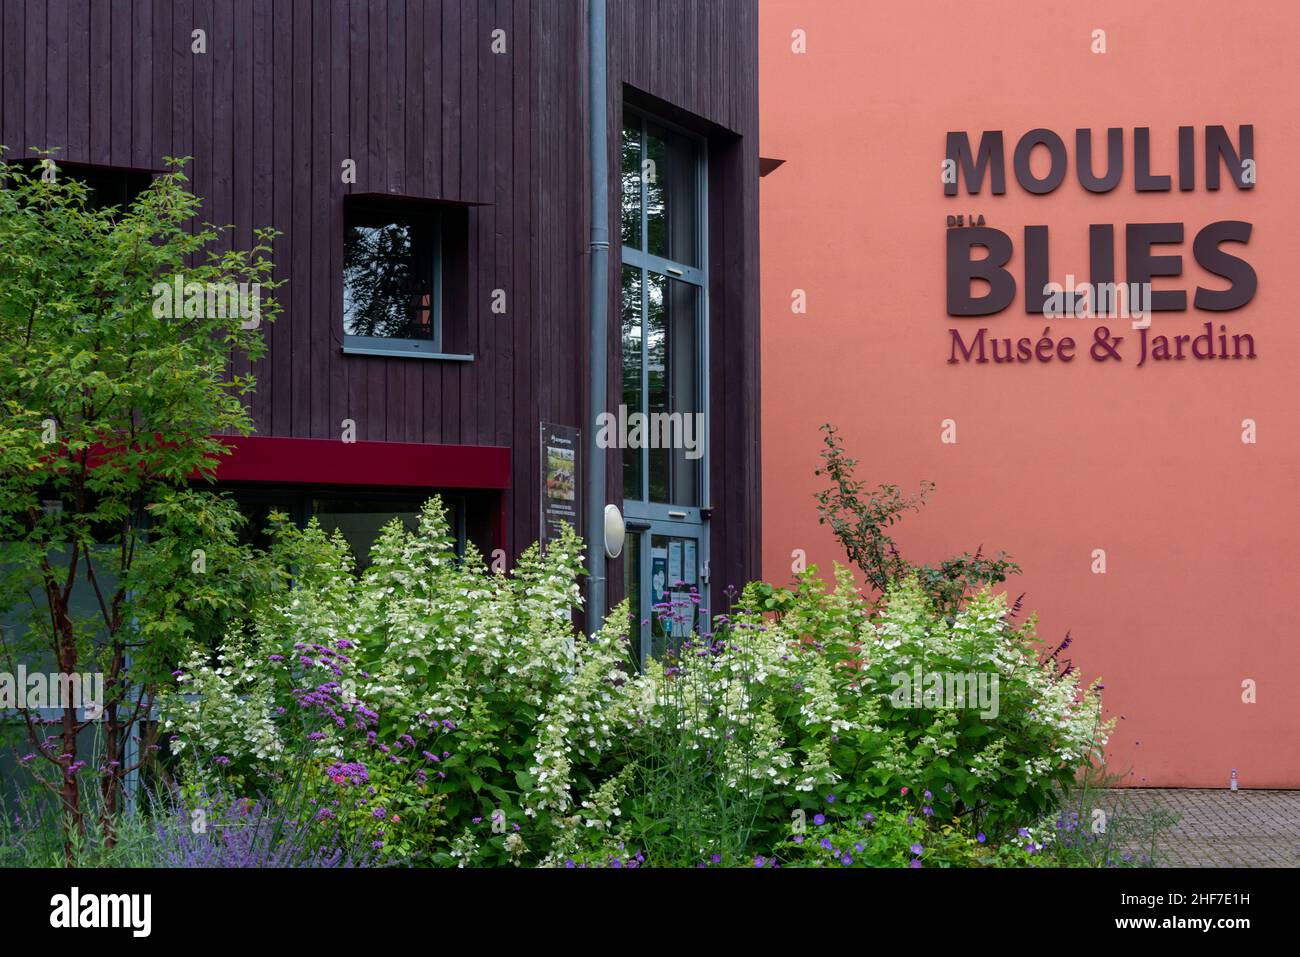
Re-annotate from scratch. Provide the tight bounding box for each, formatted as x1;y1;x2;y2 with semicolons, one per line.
1107;788;1300;868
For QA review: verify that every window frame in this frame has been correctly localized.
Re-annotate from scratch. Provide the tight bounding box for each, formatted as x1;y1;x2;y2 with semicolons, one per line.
620;107;711;514
619;106;712;668
340;200;471;361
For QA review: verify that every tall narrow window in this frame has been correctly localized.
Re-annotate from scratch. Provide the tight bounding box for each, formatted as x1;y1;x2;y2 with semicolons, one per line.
619;108;709;668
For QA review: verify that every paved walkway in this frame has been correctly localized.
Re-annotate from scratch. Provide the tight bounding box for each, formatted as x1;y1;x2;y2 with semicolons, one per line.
1111;789;1300;868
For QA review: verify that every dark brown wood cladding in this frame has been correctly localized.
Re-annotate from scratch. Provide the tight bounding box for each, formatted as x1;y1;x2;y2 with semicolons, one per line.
1;0;760;602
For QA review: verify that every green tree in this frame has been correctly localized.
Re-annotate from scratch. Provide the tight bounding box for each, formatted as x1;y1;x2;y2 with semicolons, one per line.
0;151;281;859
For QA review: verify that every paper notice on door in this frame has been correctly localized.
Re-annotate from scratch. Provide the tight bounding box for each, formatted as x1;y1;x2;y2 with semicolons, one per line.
651;548;667;608
684;541;697;586
668;541;683;587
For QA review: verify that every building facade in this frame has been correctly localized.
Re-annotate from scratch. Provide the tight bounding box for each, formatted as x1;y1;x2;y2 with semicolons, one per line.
1;0;761;654
759;0;1296;786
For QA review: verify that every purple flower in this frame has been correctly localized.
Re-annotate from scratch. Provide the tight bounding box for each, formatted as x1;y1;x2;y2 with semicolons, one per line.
325;761;369;786
863;812;876;824
472;817;482;824
792;834;805;844
977;832;986;844
825;793;836;804
820;838;832;851
709;854;721;864
813;813;826;826
909;859;921;868
753;856;766;867
910;843;923;855
840;852;853;865
213;755;231;767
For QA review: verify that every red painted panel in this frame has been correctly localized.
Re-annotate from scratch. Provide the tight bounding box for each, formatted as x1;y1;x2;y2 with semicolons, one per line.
212;435;510;489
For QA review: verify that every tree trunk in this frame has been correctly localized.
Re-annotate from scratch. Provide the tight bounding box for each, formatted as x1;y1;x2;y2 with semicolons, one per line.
47;577;83;866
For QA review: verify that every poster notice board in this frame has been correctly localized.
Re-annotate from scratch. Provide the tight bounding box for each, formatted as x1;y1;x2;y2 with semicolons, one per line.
540;423;581;549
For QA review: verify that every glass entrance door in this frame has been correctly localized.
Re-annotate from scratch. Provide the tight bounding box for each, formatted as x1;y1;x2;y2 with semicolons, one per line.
624;522;709;667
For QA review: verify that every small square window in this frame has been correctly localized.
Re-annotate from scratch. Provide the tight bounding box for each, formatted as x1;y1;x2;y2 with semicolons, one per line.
342;202;445;355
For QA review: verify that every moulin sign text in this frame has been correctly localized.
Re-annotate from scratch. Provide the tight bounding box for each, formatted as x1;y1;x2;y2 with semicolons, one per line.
943;126;1257;368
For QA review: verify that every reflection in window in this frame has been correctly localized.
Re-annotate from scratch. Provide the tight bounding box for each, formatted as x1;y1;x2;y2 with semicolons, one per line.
621;266;644;501
644;123;700;267
224;490;469;572
621;124;642;249
622;118;701;266
646;273;700;507
623;531;642;666
311;498;425;571
343;208;440;346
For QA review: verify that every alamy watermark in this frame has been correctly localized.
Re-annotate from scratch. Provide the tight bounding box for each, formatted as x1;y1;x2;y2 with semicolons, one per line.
49;887;151;937
594;404;704;460
152;274;262;329
0;667;105;717
889;666;999;719
1042;276;1154;328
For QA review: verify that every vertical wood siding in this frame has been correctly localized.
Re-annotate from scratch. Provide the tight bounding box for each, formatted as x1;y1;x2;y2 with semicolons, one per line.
1;0;759;588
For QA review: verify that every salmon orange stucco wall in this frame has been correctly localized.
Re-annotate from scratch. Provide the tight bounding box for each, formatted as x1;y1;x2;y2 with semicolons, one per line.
758;0;1300;787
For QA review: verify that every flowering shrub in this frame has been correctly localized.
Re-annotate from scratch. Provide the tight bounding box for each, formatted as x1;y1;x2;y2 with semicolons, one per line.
157;496;1113;867
160;499;644;866
738;566;1111;836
